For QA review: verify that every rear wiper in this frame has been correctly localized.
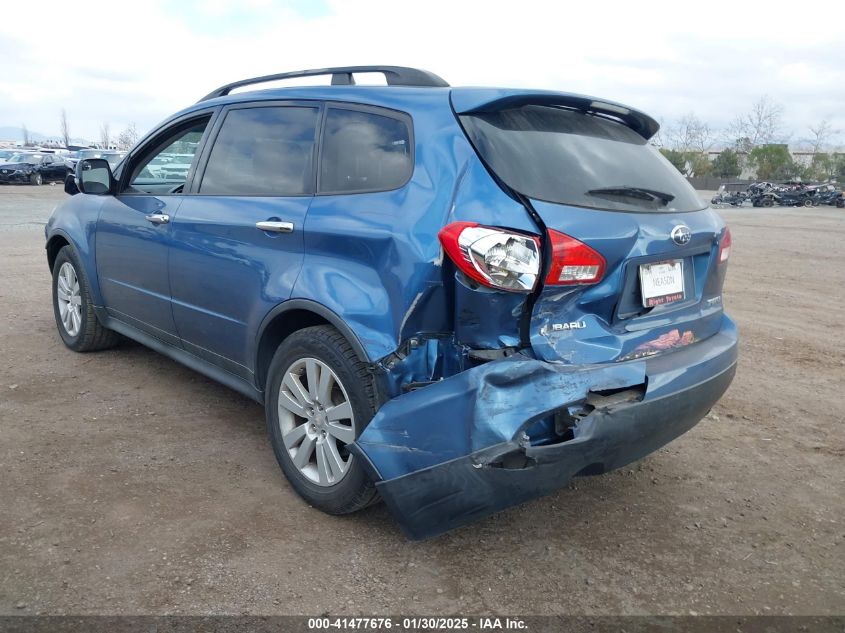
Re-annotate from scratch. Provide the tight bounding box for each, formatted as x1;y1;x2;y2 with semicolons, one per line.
587;186;675;204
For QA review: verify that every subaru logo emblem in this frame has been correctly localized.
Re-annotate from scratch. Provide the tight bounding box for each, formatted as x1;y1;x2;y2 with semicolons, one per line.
671;225;691;246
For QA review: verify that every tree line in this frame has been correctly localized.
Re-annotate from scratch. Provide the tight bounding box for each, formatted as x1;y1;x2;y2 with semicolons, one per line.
654;96;843;182
19;109;141;151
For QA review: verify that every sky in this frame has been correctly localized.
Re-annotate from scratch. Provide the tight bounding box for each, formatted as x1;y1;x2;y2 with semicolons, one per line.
1;0;844;148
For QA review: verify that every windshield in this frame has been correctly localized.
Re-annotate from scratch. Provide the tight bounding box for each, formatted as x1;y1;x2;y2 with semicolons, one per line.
461;105;705;213
0;150;14;159
8;153;43;164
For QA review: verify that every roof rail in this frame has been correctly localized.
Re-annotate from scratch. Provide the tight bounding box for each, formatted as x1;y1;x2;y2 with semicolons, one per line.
199;66;449;102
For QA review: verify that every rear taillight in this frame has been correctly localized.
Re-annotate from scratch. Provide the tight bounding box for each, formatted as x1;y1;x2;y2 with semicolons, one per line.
718;227;731;264
438;222;607;292
545;229;606;286
438;222;541;292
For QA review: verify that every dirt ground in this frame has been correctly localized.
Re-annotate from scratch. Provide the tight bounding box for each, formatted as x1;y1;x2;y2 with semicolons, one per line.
0;186;842;616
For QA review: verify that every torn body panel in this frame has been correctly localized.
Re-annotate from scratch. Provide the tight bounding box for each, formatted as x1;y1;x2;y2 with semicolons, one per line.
372;154;544;397
352;315;738;540
377;336;467;398
453;275;526;349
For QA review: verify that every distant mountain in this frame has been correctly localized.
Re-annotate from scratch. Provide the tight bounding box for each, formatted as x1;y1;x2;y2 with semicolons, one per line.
0;126;90;146
0;126;51;142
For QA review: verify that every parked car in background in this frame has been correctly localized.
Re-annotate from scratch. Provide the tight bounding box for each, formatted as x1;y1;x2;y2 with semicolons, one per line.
141;154;174;179
776;188;817;208
66;149;127;172
139;153;194;181
0;152;69;185
44;66;737;539
810;184;841;206
710;183;748;207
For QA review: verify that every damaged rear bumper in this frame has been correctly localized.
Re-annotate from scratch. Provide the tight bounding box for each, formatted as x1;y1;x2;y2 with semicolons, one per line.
351;315;738;540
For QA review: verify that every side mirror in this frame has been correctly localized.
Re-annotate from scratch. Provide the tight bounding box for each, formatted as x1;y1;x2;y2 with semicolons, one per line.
77;158;114;195
64;173;80;196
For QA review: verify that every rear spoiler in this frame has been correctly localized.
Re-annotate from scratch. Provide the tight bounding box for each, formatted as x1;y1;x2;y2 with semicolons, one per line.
450;88;659;140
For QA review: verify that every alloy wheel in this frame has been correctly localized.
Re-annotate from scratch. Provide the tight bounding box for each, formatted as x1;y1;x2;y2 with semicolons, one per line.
56;262;82;337
277;357;356;486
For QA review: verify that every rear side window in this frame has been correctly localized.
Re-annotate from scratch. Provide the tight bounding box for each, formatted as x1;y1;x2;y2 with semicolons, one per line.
200;106;319;196
319;108;412;194
461;105;705;213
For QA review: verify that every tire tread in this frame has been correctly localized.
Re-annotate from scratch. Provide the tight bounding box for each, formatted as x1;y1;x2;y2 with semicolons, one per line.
54;245;120;352
266;325;380;514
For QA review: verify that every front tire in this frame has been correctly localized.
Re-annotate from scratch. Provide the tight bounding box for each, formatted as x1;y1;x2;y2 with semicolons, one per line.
265;325;380;514
52;245;120;352
30;172;42;186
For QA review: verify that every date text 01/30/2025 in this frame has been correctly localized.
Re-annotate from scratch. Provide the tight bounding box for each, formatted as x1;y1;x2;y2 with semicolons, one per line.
307;616;528;630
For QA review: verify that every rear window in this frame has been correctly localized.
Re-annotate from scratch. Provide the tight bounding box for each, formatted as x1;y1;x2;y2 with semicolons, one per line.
319;108;412;194
461;105;705;213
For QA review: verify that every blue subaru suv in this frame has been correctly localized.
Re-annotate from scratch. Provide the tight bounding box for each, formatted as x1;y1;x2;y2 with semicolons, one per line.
46;66;737;539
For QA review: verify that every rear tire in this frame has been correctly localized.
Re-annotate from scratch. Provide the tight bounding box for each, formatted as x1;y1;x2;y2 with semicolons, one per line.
265;325;380;514
52;245;120;352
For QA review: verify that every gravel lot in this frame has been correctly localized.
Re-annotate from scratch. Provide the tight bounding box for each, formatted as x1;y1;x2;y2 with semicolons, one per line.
0;186;843;616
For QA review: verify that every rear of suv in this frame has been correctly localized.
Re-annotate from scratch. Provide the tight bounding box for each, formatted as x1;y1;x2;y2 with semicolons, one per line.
45;66;737;539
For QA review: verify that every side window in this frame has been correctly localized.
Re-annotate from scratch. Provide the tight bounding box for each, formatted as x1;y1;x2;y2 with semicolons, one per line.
319;108;412;194
199;106;319;196
125;117;210;194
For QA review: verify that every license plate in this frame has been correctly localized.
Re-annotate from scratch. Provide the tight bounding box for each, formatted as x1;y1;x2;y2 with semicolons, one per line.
639;260;684;307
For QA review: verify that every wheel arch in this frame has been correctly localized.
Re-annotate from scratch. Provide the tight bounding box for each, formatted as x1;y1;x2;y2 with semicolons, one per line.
46;234;70;272
45;193;108;306
254;299;372;391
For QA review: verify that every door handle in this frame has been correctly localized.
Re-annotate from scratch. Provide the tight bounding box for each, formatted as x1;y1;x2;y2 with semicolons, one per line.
145;213;170;224
256;221;294;233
